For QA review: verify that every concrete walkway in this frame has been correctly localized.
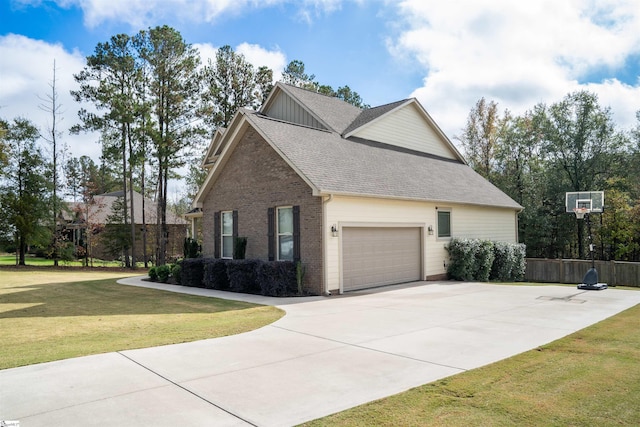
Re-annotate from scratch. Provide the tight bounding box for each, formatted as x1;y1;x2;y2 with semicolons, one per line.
2;278;640;426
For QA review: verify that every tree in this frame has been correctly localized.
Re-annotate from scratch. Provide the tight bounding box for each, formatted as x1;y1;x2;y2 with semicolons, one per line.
280;60;367;108
456;97;505;179
39;60;66;266
0;118;50;265
136;25;203;266
201;45;273;129
72;33;142;268
538;91;624;258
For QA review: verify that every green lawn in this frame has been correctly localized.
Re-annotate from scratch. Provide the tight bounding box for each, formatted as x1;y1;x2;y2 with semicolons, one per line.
0;270;284;369
302;301;640;426
0;254;125;267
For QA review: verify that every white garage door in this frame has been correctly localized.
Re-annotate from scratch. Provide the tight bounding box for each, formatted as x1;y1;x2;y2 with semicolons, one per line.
342;227;422;291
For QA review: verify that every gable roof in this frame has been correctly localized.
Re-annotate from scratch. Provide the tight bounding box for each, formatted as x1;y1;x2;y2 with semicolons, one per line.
243;112;521;209
262;83;362;133
194;84;521;211
66;191;187;225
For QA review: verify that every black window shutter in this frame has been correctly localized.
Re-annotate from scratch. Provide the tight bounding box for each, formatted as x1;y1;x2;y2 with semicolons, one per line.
214;211;220;259
232;210;238;256
293;205;300;262
267;207;275;261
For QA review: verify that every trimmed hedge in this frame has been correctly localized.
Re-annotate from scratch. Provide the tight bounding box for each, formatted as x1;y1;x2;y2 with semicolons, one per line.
148;266;158;281
447;238;526;282
171;263;182;285
180;257;303;296
203;258;230;290
258;261;297;296
181;258;206;288
227;259;261;294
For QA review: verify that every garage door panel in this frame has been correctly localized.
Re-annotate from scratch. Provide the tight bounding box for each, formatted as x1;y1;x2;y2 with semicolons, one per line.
342;227;421;291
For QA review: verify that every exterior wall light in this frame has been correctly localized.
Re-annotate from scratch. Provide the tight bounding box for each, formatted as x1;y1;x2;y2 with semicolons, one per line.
331;224;339;237
428;225;434;235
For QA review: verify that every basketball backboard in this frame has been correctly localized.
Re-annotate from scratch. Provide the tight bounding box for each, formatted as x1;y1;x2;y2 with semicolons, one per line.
565;191;604;215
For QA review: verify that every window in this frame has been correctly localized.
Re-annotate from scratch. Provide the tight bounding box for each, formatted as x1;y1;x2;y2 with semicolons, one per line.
221;211;233;258
277;207;293;261
437;209;451;238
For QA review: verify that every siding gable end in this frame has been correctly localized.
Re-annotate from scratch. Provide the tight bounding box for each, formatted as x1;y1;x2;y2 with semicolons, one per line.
350;102;459;160
263;90;328;130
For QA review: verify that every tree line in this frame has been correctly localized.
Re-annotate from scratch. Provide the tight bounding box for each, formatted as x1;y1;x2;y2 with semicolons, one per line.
0;25;365;267
457;91;640;262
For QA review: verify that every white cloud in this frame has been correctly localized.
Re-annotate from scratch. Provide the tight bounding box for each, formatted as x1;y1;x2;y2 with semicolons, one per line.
390;0;640;139
236;42;287;81
39;0;347;28
0;34;101;162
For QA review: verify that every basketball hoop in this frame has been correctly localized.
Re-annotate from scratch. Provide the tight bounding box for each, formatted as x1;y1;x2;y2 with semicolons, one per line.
573;207;589;220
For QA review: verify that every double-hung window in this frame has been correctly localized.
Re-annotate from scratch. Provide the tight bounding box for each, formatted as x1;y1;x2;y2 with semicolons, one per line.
277;207;294;261
221;211;233;258
437;209;451;239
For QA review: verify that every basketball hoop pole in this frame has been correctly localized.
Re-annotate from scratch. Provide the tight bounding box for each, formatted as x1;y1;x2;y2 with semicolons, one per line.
584;212;595;270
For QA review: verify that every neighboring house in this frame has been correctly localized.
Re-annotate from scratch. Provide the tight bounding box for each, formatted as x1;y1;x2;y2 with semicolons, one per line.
191;82;522;295
63;190;187;262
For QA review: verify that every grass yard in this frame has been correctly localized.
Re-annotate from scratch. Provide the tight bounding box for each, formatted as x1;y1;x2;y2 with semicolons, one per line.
0;269;284;370
302;302;640;427
0;254;124;267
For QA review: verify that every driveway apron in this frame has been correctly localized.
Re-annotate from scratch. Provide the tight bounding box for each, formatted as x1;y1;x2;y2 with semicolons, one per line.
2;280;640;426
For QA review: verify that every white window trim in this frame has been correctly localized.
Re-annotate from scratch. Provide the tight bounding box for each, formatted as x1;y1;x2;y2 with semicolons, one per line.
276;206;293;261
437;208;452;239
221;210;233;259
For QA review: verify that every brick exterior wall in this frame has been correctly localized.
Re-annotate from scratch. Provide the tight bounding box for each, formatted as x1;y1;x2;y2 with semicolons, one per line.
202;127;324;295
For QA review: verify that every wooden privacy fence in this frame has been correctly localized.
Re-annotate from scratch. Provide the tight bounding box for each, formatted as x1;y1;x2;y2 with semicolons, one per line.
526;258;640;287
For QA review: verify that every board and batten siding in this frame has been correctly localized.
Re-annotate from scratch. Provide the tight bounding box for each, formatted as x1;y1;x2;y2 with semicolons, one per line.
324;195;518;293
350;103;457;160
264;93;326;130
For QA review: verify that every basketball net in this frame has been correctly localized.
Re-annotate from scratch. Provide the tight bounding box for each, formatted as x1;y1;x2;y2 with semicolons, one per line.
573;207;589;220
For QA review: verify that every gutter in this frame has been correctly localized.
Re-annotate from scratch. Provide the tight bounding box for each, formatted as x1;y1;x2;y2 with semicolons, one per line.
322;194;333;296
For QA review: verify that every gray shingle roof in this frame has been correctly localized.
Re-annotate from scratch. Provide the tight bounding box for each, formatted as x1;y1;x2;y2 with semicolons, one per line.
245;112;522;210
277;84;363;133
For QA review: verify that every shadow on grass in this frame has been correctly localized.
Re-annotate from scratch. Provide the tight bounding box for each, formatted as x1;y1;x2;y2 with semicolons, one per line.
0;278;258;319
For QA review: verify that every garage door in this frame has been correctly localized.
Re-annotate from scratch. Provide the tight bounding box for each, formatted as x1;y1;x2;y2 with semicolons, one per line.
342;227;422;291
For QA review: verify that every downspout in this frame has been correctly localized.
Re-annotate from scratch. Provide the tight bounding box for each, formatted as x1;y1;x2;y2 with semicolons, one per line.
322;194;333;296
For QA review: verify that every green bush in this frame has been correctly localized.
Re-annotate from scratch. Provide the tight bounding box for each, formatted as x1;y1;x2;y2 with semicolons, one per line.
233;237;248;259
475;240;495;282
447;238;526;282
171;263;182;285
148;266;158;281
446;238;477;281
156;264;171;283
183;238;200;259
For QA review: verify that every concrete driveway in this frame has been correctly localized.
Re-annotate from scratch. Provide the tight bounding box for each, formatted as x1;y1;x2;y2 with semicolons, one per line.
2;279;640;426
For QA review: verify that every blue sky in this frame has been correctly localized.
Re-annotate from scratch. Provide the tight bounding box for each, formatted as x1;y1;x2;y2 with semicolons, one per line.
1;0;640;195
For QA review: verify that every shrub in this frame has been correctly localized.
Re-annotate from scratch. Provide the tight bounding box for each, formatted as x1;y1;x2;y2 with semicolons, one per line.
490;241;513;281
171;263;182;285
181;258;206;288
448;238;527;282
258;261;298;296
227;259;261;294
156;264;171;283
148;266;158;282
233;237;247;260
203;258;230;290
183;237;200;259
446;238;477;281
474;240;495;282
512;243;527;281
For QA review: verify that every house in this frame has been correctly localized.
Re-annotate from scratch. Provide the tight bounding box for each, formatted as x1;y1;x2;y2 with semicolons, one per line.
63;190;187;262
191;82;522;295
